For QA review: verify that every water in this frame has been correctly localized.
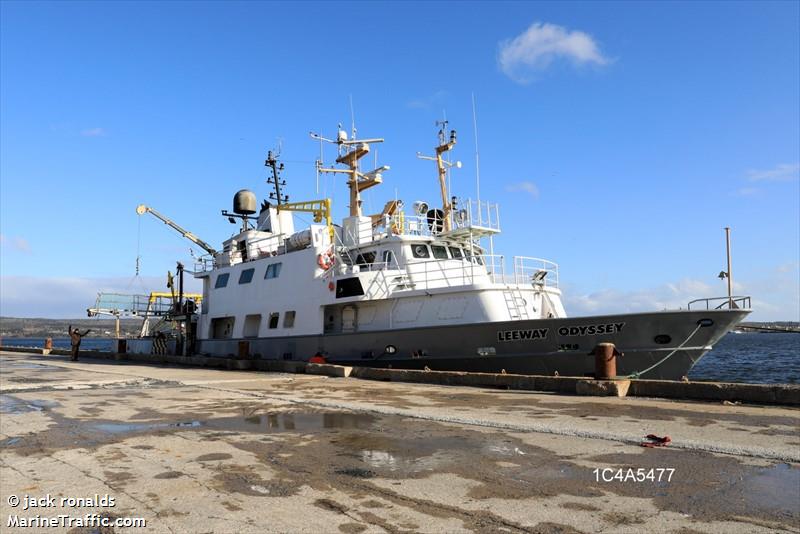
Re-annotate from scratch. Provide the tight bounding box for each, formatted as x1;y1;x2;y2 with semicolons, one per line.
689;332;800;384
0;337;114;352
2;334;798;384
88;412;374;435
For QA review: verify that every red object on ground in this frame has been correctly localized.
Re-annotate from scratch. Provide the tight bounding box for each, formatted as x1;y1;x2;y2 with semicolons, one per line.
309;354;327;364
641;434;672;448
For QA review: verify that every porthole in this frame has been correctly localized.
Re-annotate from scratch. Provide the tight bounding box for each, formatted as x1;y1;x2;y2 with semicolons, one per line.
654;334;672;345
697;318;714;327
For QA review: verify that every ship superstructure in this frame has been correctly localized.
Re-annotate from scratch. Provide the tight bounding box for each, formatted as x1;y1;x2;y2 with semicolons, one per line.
142;122;750;380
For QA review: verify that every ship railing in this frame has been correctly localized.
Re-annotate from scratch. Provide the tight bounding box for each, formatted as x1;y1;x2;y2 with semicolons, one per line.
348;253;559;293
345;254;499;293
512;257;559;288
452;199;501;233
238;233;286;263
380;199;500;238
404;254;499;290
89;293;175;317
193;255;215;272
687;296;752;310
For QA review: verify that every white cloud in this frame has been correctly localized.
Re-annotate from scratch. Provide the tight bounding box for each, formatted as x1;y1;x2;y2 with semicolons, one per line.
564;270;799;322
732;186;759;197
406;90;448;109
0;276;202;318
746;163;799;182
0;234;31;253
81;127;106;137
565;278;715;317
498;22;609;83
505;181;540;199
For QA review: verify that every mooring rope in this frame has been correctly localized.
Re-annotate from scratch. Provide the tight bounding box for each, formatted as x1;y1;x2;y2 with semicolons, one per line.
623;322;704;379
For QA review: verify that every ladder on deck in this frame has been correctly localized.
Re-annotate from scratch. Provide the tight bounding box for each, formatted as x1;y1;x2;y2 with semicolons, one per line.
503;288;530;320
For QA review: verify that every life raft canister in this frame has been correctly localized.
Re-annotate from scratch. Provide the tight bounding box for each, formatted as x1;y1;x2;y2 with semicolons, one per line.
317;249;335;270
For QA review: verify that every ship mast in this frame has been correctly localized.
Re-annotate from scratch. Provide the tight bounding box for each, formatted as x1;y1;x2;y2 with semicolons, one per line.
311;125;388;217
418;121;459;232
265;150;288;205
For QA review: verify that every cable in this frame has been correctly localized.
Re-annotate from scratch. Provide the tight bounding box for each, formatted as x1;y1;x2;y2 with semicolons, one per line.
623;323;704;379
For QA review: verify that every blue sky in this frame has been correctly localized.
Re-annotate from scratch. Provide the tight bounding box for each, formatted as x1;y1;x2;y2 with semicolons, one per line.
1;1;798;321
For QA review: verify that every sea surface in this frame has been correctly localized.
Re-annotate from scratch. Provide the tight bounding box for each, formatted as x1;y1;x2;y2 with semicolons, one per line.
688;332;799;384
1;332;798;384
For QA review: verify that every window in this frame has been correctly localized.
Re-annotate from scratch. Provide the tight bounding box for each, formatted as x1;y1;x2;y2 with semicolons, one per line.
382;250;395;267
265;262;283;279
431;245;449;259
411;244;430;258
355;251;376;265
239;268;255;284
214;273;230;288
449;247;463;260
283;311;296;328
202;279;209;314
268;313;280;329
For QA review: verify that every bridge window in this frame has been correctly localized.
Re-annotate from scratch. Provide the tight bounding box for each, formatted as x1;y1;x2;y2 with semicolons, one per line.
431;245;449;259
239;268;255;284
411;244;430;259
449;247;464;260
283;310;296;328
268;312;280;329
214;273;230;289
265;263;282;279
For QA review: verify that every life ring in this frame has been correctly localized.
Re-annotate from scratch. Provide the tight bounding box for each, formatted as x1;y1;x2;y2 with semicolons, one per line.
317;250;335;270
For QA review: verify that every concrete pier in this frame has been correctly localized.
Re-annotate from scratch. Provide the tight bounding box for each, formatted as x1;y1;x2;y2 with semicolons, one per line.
1;349;798;533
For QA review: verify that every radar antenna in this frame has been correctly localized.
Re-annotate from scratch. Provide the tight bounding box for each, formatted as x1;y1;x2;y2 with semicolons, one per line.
310;124;388;217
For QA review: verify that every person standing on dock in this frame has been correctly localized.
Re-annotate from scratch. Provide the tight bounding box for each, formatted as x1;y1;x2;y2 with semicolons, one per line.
68;326;91;361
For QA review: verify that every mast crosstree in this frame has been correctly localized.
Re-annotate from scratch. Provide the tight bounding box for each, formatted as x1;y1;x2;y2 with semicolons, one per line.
311;126;389;217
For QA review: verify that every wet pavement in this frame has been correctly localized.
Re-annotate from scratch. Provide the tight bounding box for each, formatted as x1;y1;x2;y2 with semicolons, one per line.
0;350;798;533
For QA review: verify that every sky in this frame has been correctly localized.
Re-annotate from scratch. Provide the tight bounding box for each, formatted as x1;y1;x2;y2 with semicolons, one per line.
1;1;798;321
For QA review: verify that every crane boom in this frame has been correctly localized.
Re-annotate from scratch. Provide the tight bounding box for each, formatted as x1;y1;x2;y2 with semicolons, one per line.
136;204;217;256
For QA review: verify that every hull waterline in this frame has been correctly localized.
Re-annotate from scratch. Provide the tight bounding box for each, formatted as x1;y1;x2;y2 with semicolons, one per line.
195;308;749;381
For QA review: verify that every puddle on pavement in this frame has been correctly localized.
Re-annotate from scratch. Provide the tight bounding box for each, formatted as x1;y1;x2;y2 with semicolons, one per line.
0;395;61;414
92;421;203;434
90;412;376;436
359;449;453;473
745;463;800;515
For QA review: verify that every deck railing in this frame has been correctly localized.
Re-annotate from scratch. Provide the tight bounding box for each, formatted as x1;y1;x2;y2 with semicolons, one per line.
344;253;559;293
378;198;501;237
687;296;752;310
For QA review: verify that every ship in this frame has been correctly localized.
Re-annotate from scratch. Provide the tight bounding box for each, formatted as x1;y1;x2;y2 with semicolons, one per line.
137;122;751;380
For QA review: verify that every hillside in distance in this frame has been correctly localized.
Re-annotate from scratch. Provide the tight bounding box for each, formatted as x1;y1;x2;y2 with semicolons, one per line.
0;317;145;338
